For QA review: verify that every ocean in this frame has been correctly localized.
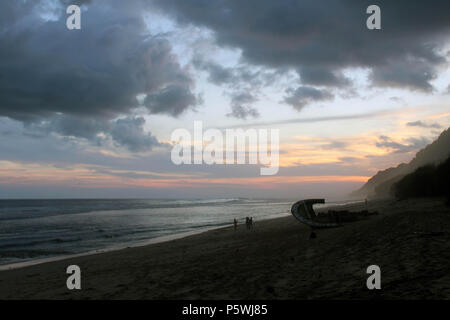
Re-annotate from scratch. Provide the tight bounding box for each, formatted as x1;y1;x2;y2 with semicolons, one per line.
0;198;293;268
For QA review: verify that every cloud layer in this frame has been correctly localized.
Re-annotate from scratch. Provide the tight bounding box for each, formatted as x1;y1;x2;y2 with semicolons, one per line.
0;0;198;151
376;135;430;154
153;0;450;94
406;121;442;129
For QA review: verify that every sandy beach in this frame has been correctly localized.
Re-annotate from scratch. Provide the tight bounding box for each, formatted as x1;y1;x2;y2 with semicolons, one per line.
0;198;449;300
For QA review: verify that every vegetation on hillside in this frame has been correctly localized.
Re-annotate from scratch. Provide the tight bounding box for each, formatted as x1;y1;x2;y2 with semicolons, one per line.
392;156;450;202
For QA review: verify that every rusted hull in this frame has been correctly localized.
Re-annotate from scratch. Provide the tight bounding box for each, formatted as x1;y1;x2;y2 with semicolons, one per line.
291;199;342;228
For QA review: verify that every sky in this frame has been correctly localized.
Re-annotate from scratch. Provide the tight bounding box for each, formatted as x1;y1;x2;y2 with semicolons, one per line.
1;0;450;199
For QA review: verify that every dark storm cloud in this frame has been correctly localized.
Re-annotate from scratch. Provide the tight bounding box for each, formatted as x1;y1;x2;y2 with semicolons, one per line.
192;54;277;88
283;86;334;111
226;92;259;119
0;0;198;151
193;54;271;117
59;0;92;6
110;117;163;152
406;121;441;129
369;60;436;92
30;115;163;151
230;92;257;106
32;115;109;142
152;0;450;92
227;105;259;119
376;136;430;154
144;84;200;117
298;66;351;88
192;55;235;85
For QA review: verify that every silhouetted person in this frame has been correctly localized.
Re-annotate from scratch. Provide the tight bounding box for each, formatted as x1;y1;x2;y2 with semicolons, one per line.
233;218;238;231
245;217;250;230
249;217;253;229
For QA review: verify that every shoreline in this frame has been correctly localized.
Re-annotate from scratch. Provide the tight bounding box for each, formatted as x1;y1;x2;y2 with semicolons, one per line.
0;212;291;272
1;198;449;299
0;226;225;272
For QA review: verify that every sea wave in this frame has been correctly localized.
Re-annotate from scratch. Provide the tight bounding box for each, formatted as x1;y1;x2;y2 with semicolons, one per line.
0;198;292;267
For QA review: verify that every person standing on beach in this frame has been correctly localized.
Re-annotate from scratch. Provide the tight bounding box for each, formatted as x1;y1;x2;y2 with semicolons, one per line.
245;217;250;230
233;218;238;231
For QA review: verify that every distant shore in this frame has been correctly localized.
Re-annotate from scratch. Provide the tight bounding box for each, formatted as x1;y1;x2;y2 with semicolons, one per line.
1;198;449;299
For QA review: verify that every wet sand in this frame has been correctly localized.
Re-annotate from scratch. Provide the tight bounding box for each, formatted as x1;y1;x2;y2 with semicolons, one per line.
0;198;449;299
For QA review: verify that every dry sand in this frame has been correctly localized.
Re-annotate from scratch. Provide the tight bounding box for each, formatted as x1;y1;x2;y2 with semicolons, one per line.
0;198;449;299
